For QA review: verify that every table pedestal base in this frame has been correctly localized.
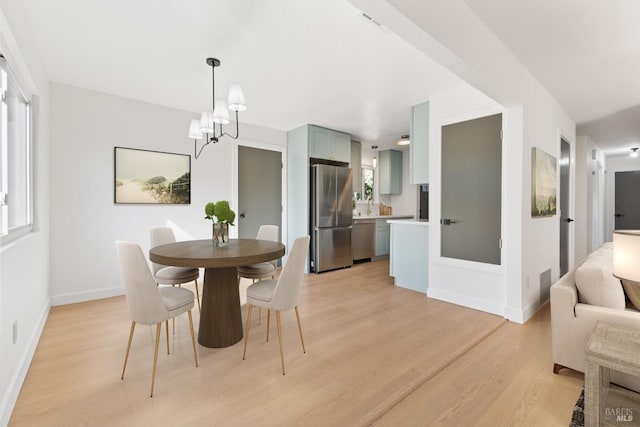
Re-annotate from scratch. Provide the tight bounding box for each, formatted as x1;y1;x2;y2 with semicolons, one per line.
198;267;243;348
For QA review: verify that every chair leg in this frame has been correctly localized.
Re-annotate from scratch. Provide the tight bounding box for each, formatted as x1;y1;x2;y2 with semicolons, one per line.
295;306;306;354
276;311;285;375
150;323;161;397
187;310;198;367
252;279;261;325
243;304;254;360
172;285;178;335
266;309;271;342
194;280;201;312
165;320;170;354
121;321;136;380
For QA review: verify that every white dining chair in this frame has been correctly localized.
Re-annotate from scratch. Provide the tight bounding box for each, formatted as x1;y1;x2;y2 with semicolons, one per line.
242;235;310;375
150;227;201;311
237;225;279;323
115;241;198;397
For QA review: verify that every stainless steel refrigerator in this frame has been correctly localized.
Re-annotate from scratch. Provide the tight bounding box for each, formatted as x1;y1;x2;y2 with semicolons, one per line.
310;164;353;273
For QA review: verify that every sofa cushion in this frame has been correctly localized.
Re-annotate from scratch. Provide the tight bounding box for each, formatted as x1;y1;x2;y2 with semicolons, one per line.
575;257;626;309
622;280;640;311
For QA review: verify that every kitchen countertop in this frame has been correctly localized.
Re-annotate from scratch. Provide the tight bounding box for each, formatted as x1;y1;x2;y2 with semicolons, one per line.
353;215;414;220
387;219;429;226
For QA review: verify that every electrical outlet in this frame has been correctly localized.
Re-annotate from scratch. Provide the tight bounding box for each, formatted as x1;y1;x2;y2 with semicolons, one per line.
13;321;18;344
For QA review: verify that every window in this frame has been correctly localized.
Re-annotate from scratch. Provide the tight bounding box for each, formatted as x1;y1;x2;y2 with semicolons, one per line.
0;55;33;241
362;167;374;201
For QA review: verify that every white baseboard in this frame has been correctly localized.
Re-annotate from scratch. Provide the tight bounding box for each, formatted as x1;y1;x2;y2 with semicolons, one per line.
50;286;124;307
426;287;505;317
0;300;49;427
504;307;525;324
502;300;548;324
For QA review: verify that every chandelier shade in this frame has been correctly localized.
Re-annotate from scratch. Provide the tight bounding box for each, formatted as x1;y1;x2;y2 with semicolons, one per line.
213;99;230;124
199;112;214;134
227;83;246;112
188;120;203;140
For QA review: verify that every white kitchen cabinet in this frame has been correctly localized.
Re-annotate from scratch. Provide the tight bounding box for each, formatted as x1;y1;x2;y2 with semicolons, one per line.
389;219;429;294
375;219;390;256
410;101;429;184
378;150;402;195
309;125;350;163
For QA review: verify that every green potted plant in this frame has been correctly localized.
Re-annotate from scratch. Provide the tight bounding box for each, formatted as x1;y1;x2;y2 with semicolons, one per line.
204;200;236;246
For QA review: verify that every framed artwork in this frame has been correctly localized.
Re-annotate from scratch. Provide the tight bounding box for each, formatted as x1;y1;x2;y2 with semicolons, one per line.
114;147;191;204
531;147;556;217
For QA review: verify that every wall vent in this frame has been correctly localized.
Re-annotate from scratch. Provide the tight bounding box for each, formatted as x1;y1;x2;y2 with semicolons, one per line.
540;269;552;304
360;13;390;33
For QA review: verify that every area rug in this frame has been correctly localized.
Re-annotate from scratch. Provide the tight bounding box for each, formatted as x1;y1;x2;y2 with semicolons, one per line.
569;387;585;427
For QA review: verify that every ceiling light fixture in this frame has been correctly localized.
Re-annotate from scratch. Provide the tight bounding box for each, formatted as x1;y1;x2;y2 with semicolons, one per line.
396;134;410;146
631;147;639;158
188;58;246;159
372;145;378;168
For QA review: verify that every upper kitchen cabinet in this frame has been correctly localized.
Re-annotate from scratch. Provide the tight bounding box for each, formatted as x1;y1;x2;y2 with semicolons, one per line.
351;141;362;194
379;150;402;195
410;101;429;184
309;125;351;163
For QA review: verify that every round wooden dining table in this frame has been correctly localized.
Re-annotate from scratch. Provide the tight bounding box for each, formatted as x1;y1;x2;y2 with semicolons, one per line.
149;239;285;348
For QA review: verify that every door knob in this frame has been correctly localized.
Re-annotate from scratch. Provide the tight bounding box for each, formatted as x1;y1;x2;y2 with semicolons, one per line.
440;218;458;225
615;214;625;218
239;211;246;219
565;218;574;223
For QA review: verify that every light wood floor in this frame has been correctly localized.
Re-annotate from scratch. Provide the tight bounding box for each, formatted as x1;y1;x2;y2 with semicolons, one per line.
10;260;583;426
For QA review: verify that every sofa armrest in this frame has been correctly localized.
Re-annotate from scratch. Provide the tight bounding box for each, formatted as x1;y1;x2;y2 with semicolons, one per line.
551;279;578;317
575;304;640;326
550;276;579;370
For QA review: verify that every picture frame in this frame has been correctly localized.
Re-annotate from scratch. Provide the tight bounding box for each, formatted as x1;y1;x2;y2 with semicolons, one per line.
114;147;191;204
531;147;556;217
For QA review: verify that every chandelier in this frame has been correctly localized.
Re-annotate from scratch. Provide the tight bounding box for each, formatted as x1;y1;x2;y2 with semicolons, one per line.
188;57;246;159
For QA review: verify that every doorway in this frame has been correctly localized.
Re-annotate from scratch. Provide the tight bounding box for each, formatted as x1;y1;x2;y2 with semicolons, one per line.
441;113;502;265
559;137;572;277
238;146;282;241
614;170;640;229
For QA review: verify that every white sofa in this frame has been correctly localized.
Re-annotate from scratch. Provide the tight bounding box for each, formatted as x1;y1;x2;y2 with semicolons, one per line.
550;242;640;391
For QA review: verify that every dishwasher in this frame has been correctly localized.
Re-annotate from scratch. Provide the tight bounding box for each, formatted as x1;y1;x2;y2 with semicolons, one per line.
352;219;375;261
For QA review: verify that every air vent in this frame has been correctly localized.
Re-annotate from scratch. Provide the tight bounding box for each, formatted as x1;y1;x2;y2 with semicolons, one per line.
361;13;381;26
360;13;390;33
540;269;552;304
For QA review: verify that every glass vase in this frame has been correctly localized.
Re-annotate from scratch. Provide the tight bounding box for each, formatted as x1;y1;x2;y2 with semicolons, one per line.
212;222;229;247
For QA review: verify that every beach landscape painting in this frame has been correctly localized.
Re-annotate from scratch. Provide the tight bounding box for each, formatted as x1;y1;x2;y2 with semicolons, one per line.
114;147;190;204
531;147;556;217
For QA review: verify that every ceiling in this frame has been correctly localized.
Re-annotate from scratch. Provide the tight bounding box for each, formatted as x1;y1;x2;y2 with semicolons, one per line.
462;0;640;156
19;0;640;155
20;0;465;151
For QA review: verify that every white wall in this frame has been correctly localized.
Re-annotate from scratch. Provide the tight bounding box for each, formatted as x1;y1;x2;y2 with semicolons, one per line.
0;3;50;425
518;90;575;322
575;135;606;261
48;83;286;305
